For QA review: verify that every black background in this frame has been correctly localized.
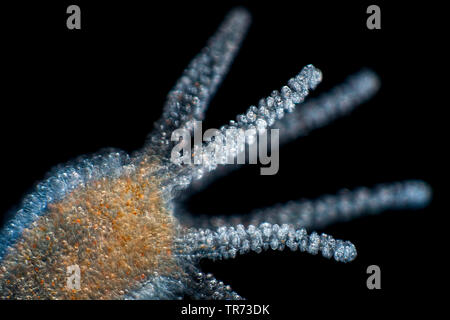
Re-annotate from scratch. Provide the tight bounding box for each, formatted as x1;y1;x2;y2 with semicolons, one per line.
0;0;444;314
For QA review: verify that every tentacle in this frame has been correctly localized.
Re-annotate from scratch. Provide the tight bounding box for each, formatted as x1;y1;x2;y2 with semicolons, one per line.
242;180;431;229
180;223;357;263
149;8;251;150
162;64;322;195
177;69;380;200
189;64;323;180
185;272;244;300
176;180;431;230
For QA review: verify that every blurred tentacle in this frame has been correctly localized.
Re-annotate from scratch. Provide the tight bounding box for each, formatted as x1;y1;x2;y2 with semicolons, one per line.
277;68;380;143
149;8;251;152
176;180;431;230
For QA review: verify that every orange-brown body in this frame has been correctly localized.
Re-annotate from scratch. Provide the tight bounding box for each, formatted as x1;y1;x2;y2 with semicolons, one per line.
0;161;178;299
